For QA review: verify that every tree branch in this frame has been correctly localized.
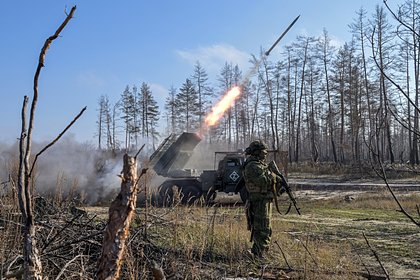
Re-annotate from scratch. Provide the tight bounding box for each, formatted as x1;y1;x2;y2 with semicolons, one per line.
362;232;390;280
383;0;420;38
134;143;146;159
274;240;292;270
369;26;420;116
27;5;77;171
29;106;86;178
54;254;83;280
368;25;420;227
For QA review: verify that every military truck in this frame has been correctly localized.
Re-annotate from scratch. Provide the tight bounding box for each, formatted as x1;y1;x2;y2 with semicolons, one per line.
149;132;248;204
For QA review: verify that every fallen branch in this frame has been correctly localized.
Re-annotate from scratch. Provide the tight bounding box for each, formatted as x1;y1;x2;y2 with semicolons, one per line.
4;268;24;279
259;264;267;279
274;240;292;270
362;232;390;280
54;254;83;280
41;210;87;252
347;238;372;279
3;255;23;279
296;237;318;268
46;231;104;254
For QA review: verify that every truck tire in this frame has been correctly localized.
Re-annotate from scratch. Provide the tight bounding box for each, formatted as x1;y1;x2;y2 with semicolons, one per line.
204;187;217;205
158;181;202;206
158;182;176;207
179;184;203;204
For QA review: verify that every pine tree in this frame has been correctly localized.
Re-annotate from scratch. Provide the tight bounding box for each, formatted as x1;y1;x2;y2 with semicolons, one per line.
191;61;213;131
97;95;111;150
176;79;200;132
164;86;178;134
119;85;136;150
139;82;160;146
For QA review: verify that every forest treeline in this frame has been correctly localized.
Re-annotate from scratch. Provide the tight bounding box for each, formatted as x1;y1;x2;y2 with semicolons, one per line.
97;2;420;165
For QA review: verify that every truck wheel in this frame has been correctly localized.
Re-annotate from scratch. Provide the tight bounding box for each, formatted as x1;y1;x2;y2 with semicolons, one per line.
179;185;203;205
239;188;249;203
158;183;176;207
205;187;217;205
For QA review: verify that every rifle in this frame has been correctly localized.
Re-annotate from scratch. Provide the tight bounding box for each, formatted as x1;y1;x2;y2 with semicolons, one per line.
268;160;301;215
234;176;245;194
245;200;254;242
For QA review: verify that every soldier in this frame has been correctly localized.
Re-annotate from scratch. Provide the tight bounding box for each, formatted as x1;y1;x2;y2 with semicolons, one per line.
243;140;279;258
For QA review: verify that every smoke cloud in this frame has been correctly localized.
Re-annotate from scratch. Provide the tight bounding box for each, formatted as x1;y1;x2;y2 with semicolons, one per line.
0;135;126;204
0;134;246;204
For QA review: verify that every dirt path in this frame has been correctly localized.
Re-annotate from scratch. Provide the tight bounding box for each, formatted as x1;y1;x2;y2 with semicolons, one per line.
290;176;420;189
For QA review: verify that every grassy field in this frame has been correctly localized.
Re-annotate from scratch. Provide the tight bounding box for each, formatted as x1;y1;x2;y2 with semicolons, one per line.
88;191;419;279
1;189;419;279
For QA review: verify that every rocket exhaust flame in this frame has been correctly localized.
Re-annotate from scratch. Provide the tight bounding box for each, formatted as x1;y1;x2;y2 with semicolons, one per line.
204;86;241;127
200;15;300;135
200;57;262;134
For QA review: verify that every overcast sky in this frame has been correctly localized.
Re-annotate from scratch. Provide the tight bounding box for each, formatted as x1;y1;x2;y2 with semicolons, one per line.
0;0;405;144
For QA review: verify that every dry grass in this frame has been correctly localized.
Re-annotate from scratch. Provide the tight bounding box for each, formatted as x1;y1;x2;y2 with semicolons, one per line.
0;182;418;279
289;161;420;182
0;195;22;279
305;192;420;215
122;200;365;279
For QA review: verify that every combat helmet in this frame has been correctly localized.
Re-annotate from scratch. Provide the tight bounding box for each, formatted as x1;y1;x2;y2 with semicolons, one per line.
245;140;268;155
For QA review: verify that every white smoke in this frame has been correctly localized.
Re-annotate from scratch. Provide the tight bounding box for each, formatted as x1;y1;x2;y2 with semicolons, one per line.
0;135;127;204
0;141;19;195
0;134;242;204
34;135;128;204
183;140;235;171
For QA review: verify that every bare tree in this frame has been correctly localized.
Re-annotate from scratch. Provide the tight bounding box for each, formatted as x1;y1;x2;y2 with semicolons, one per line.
97;95;113;150
386;0;420;164
217;62;235;146
350;7;377;161
318;29;338;162
293;36;314;162
191;61;213;132
119;86;135;150
258;53;278;150
370;5;396;163
350;0;420;227
305;54;321;162
164;86;178;134
17;7;77;279
139;82;160;147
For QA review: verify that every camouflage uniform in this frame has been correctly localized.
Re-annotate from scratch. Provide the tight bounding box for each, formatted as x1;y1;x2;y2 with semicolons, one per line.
243;140;277;257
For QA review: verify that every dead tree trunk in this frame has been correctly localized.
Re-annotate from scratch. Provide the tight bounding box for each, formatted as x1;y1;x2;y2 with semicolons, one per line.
16;6;77;280
97;154;139;280
18;96;43;280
